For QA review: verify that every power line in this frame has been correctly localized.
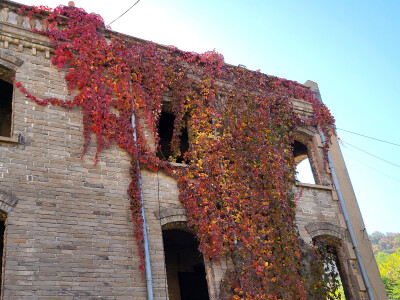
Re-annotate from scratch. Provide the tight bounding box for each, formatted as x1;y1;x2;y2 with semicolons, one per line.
337;128;400;147
107;0;141;27
341;145;400;183
339;139;400;169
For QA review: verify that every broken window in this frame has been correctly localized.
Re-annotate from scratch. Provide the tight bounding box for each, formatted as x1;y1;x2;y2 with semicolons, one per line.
292;140;316;184
157;111;189;163
162;229;209;300
0;70;14;137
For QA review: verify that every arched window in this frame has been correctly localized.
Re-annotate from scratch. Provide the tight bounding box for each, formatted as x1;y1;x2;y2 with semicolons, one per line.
162;228;209;300
313;236;354;299
292;140;316;184
305;221;355;300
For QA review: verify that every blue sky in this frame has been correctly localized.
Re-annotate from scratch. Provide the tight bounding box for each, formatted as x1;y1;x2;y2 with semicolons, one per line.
19;0;400;234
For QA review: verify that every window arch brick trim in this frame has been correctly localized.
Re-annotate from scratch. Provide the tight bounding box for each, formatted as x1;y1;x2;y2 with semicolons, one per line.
0;50;24;68
0;190;18;214
155;205;187;226
305;221;346;242
294;126;318;146
0;49;24;82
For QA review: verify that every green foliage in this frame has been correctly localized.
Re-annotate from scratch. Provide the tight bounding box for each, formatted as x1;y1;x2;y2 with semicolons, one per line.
329;281;345;299
336;284;345;299
371;232;400;299
376;251;389;265
378;249;400;299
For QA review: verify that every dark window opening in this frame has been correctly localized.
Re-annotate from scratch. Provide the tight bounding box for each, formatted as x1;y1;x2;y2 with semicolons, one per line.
0;218;5;295
292;141;308;163
163;229;209;300
157;111;189;163
0;79;13;137
292;140;315;184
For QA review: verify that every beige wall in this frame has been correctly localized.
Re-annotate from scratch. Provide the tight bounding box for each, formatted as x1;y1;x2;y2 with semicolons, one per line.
328;134;387;299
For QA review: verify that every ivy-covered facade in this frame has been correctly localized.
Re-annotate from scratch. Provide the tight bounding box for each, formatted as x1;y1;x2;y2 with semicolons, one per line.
0;1;386;299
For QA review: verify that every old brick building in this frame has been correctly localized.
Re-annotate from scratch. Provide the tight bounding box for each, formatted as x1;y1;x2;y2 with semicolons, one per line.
0;1;387;299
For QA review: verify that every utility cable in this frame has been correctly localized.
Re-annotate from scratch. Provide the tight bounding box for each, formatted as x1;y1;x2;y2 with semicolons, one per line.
340;144;400;183
339;139;400;169
337;128;400;147
107;0;141;27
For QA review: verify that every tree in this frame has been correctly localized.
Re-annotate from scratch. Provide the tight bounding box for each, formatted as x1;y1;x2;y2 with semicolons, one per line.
370;231;400;255
377;249;400;299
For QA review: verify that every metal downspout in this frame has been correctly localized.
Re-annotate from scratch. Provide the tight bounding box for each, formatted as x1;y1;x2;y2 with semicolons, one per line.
132;113;154;300
319;128;374;300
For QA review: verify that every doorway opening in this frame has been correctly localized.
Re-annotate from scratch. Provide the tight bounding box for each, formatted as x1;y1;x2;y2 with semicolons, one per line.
162;229;209;300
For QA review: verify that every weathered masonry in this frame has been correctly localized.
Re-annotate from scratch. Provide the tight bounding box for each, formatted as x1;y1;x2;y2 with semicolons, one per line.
0;1;387;299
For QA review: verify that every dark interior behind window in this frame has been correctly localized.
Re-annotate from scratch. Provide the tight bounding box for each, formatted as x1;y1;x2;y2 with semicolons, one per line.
0;78;13;137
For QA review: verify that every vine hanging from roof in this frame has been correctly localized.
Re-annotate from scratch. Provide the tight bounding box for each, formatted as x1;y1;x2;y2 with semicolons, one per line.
17;4;337;299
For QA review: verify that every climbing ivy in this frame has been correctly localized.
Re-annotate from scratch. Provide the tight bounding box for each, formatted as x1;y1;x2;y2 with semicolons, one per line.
17;4;336;299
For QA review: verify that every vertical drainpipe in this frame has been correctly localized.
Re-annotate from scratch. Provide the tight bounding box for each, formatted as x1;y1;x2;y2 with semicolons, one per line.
318;127;374;300
131;112;154;300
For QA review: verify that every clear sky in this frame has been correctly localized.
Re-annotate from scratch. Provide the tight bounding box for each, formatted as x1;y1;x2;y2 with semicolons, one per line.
18;0;400;234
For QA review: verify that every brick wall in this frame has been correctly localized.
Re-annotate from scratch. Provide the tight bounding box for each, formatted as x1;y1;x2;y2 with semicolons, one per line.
1;45;150;298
